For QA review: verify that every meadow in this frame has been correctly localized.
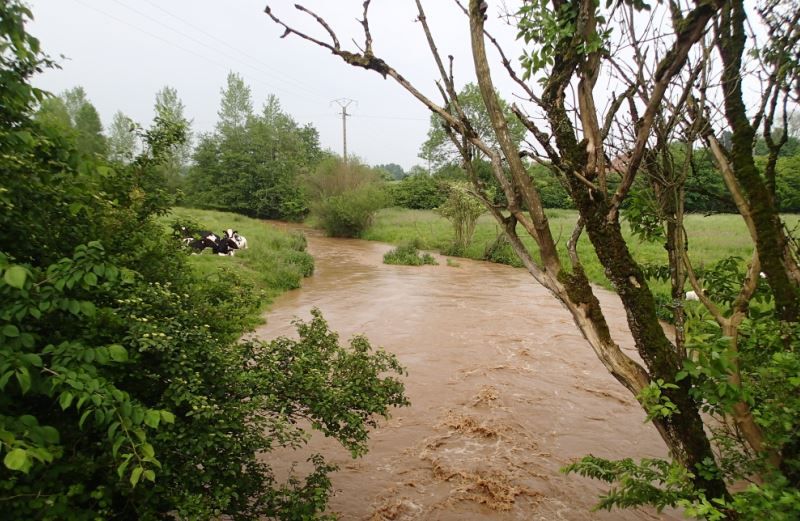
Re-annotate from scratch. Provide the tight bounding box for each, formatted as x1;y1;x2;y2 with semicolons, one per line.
165;207;314;310
362;207;800;295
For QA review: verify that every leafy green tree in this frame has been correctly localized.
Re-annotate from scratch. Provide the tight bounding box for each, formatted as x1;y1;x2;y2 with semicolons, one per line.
73;102;107;157
436;181;486;255
61;86;89;123
186;81;321;220
107;110;138;164
217;71;253;136
375;162;406;180
420;82;525;171
34;95;71;132
1;5;408;518
153;86;192;193
391;171;445;209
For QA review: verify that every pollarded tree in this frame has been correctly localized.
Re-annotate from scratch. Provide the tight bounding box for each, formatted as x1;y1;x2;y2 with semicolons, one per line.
266;1;800;518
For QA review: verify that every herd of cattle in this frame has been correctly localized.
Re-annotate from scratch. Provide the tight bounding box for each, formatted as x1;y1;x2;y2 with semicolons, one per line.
179;227;249;256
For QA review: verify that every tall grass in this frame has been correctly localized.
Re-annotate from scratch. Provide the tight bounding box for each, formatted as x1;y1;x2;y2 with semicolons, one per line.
166;207;314;310
362;207;800;296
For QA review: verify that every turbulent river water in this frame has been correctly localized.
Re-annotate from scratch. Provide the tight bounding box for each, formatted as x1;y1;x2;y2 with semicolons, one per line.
253;226;682;521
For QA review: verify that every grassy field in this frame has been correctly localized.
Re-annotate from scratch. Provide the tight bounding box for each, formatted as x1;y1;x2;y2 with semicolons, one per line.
362;207;800;295
164;208;314;311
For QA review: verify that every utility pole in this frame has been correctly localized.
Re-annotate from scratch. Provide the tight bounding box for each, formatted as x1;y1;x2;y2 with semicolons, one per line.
331;98;356;162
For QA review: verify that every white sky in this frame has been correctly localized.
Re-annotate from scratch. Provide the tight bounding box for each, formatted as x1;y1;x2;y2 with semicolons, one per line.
27;0;524;171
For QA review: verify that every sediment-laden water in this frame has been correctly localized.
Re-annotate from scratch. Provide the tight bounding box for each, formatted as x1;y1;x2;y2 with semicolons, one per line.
254;226;681;520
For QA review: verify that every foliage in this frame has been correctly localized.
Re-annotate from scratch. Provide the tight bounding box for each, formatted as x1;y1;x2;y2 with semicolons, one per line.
107;110;138;164
436;182;487;256
153;86;192;195
391;172;445;209
0;6;407;518
420;83;525;170
306;158;389;237
482;231;524;267
375;162;406;180
530;163;574;209
383;241;438;266
185;76;321;221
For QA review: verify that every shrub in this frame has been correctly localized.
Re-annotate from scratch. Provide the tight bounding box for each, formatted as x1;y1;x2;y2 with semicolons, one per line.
306;158;389;237
391;173;445;209
482;231;524;267
383;241;438;266
436;181;486;255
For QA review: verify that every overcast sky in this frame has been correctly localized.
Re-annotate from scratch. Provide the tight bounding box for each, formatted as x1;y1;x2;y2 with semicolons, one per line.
27;0;525;171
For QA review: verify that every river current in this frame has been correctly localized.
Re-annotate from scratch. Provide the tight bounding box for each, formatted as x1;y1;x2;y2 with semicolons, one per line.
254;226;681;520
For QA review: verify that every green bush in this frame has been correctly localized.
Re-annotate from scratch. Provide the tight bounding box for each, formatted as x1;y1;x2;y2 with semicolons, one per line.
436;181;486;255
306;158;389;237
383;241;438;266
482;232;524;267
391;173;445;209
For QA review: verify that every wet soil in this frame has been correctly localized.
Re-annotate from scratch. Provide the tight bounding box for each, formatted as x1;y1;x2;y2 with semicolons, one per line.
254;227;682;520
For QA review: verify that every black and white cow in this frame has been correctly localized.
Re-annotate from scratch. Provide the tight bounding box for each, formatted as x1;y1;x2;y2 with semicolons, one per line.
187;231;221;254
223;229;248;250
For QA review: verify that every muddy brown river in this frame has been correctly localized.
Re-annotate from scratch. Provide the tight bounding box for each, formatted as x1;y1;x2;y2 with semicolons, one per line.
254;227;682;520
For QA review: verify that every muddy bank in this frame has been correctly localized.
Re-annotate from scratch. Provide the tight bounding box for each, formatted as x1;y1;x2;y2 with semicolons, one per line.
254;227;681;520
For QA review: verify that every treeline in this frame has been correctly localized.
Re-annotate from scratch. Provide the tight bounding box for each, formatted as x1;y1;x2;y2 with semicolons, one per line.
1;4;407;518
184;73;324;221
391;82;800;214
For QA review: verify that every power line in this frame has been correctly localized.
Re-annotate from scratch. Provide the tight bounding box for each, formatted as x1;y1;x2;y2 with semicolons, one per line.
106;0;327;102
136;0;326;102
352;113;429;122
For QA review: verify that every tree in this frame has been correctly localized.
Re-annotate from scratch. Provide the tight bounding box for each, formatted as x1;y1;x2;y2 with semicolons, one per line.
1;4;408;517
217;71;253;136
186;81;321;220
375;162;406;180
61;86;88;124
436;181;486;255
420;82;525;171
107;110;138;164
266;1;800;518
154;86;192;193
35;95;71;131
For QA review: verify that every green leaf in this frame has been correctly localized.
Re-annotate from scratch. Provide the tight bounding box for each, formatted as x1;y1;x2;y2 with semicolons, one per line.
2;325;20;337
3;449;29;472
84;272;97;286
79;409;92;429
15;367;31;394
20;353;42;367
59;391;73;410
40;426;59;444
107;344;128;362
144;410;160;429
80;301;96;317
4;266;27;289
0;371;13;390
143;469;156;482
159;410;175;424
130;466;143;487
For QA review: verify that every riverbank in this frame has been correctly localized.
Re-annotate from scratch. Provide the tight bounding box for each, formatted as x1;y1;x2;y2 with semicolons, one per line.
361;208;798;295
165;207;314;317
